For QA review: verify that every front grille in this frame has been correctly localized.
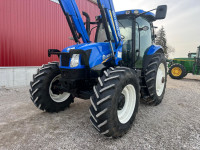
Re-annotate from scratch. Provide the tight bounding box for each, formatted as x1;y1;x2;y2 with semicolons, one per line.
61;53;70;66
60;49;91;67
61;69;90;79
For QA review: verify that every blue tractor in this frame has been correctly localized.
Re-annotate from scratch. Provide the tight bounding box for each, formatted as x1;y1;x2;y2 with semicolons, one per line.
30;0;167;138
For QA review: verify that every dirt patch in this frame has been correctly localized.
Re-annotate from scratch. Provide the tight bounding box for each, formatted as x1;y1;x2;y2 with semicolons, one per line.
0;74;200;150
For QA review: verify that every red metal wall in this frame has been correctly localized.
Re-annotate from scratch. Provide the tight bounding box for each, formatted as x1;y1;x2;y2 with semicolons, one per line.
0;0;99;66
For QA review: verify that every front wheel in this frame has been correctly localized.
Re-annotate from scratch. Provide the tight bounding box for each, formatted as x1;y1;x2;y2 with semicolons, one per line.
29;62;74;112
89;67;140;138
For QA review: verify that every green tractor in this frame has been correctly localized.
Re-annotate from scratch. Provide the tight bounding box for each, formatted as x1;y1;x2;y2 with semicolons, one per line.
168;46;200;79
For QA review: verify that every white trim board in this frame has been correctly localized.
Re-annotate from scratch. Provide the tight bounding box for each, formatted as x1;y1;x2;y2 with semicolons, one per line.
88;0;97;4
50;0;97;4
50;0;59;4
0;67;39;88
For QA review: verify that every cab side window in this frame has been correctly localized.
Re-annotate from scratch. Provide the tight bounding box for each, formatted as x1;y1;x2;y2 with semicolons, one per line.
135;17;152;67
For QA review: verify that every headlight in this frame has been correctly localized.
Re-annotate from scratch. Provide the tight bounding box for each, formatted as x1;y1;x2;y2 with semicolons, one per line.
70;54;80;68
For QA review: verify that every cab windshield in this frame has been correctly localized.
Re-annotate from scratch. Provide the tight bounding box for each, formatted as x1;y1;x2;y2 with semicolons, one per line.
96;18;133;54
189;53;197;58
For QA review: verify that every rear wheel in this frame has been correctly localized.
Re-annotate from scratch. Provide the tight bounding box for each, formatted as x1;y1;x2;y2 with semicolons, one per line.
143;52;167;106
169;64;187;79
89;67;140;138
29;62;74;112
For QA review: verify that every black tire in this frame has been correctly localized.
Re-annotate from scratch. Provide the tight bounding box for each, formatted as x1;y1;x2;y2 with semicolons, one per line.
143;52;167;106
169;63;187;79
29;62;74;113
183;72;188;77
89;67;140;138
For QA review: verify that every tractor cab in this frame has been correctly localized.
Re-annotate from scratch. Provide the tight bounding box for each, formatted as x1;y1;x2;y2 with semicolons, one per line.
188;53;196;58
96;6;167;69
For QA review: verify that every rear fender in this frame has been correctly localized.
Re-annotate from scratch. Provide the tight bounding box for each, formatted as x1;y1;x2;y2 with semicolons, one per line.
143;45;164;71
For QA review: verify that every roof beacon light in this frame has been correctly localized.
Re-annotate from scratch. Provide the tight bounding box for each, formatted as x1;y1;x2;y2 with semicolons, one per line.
134;10;139;15
126;10;131;15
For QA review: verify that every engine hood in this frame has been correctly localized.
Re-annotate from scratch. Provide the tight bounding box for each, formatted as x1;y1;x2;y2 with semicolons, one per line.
62;42;111;52
61;42;113;68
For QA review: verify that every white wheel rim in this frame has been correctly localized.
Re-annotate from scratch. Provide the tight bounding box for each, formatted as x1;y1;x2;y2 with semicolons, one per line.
156;63;166;96
117;84;136;124
49;74;70;103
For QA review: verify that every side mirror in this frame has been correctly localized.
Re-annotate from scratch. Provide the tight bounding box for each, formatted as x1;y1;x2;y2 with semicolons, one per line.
155;5;167;20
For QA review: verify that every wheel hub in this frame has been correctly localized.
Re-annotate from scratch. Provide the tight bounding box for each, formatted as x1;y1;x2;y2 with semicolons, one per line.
49;75;70;103
118;94;125;110
117;84;136;124
51;80;63;95
171;67;182;76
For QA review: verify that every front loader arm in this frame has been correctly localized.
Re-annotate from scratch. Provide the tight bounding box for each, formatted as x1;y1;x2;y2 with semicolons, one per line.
97;0;123;65
58;0;90;43
97;0;122;48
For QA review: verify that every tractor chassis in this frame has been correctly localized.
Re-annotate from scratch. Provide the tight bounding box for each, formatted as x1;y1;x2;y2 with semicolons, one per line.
52;63;142;100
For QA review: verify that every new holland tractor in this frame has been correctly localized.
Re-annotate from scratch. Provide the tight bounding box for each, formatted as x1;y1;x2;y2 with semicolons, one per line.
29;0;167;138
168;46;200;79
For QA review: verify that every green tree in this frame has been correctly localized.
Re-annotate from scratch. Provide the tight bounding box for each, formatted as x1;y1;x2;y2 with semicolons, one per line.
155;26;174;58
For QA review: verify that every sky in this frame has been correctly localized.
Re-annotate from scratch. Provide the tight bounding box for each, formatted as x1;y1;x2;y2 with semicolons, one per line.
113;0;200;58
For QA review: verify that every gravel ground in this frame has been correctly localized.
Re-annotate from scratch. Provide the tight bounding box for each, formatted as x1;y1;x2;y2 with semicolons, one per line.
0;75;200;150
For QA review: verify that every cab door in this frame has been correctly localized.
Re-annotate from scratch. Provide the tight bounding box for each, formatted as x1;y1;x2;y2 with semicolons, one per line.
135;17;152;68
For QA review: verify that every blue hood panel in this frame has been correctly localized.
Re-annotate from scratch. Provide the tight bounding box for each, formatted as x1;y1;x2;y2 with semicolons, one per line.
60;43;113;69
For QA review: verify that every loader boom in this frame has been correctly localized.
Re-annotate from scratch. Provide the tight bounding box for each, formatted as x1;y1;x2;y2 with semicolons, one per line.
58;0;90;43
97;0;122;48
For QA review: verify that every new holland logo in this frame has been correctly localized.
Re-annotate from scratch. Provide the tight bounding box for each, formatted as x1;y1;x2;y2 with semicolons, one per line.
102;54;111;63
